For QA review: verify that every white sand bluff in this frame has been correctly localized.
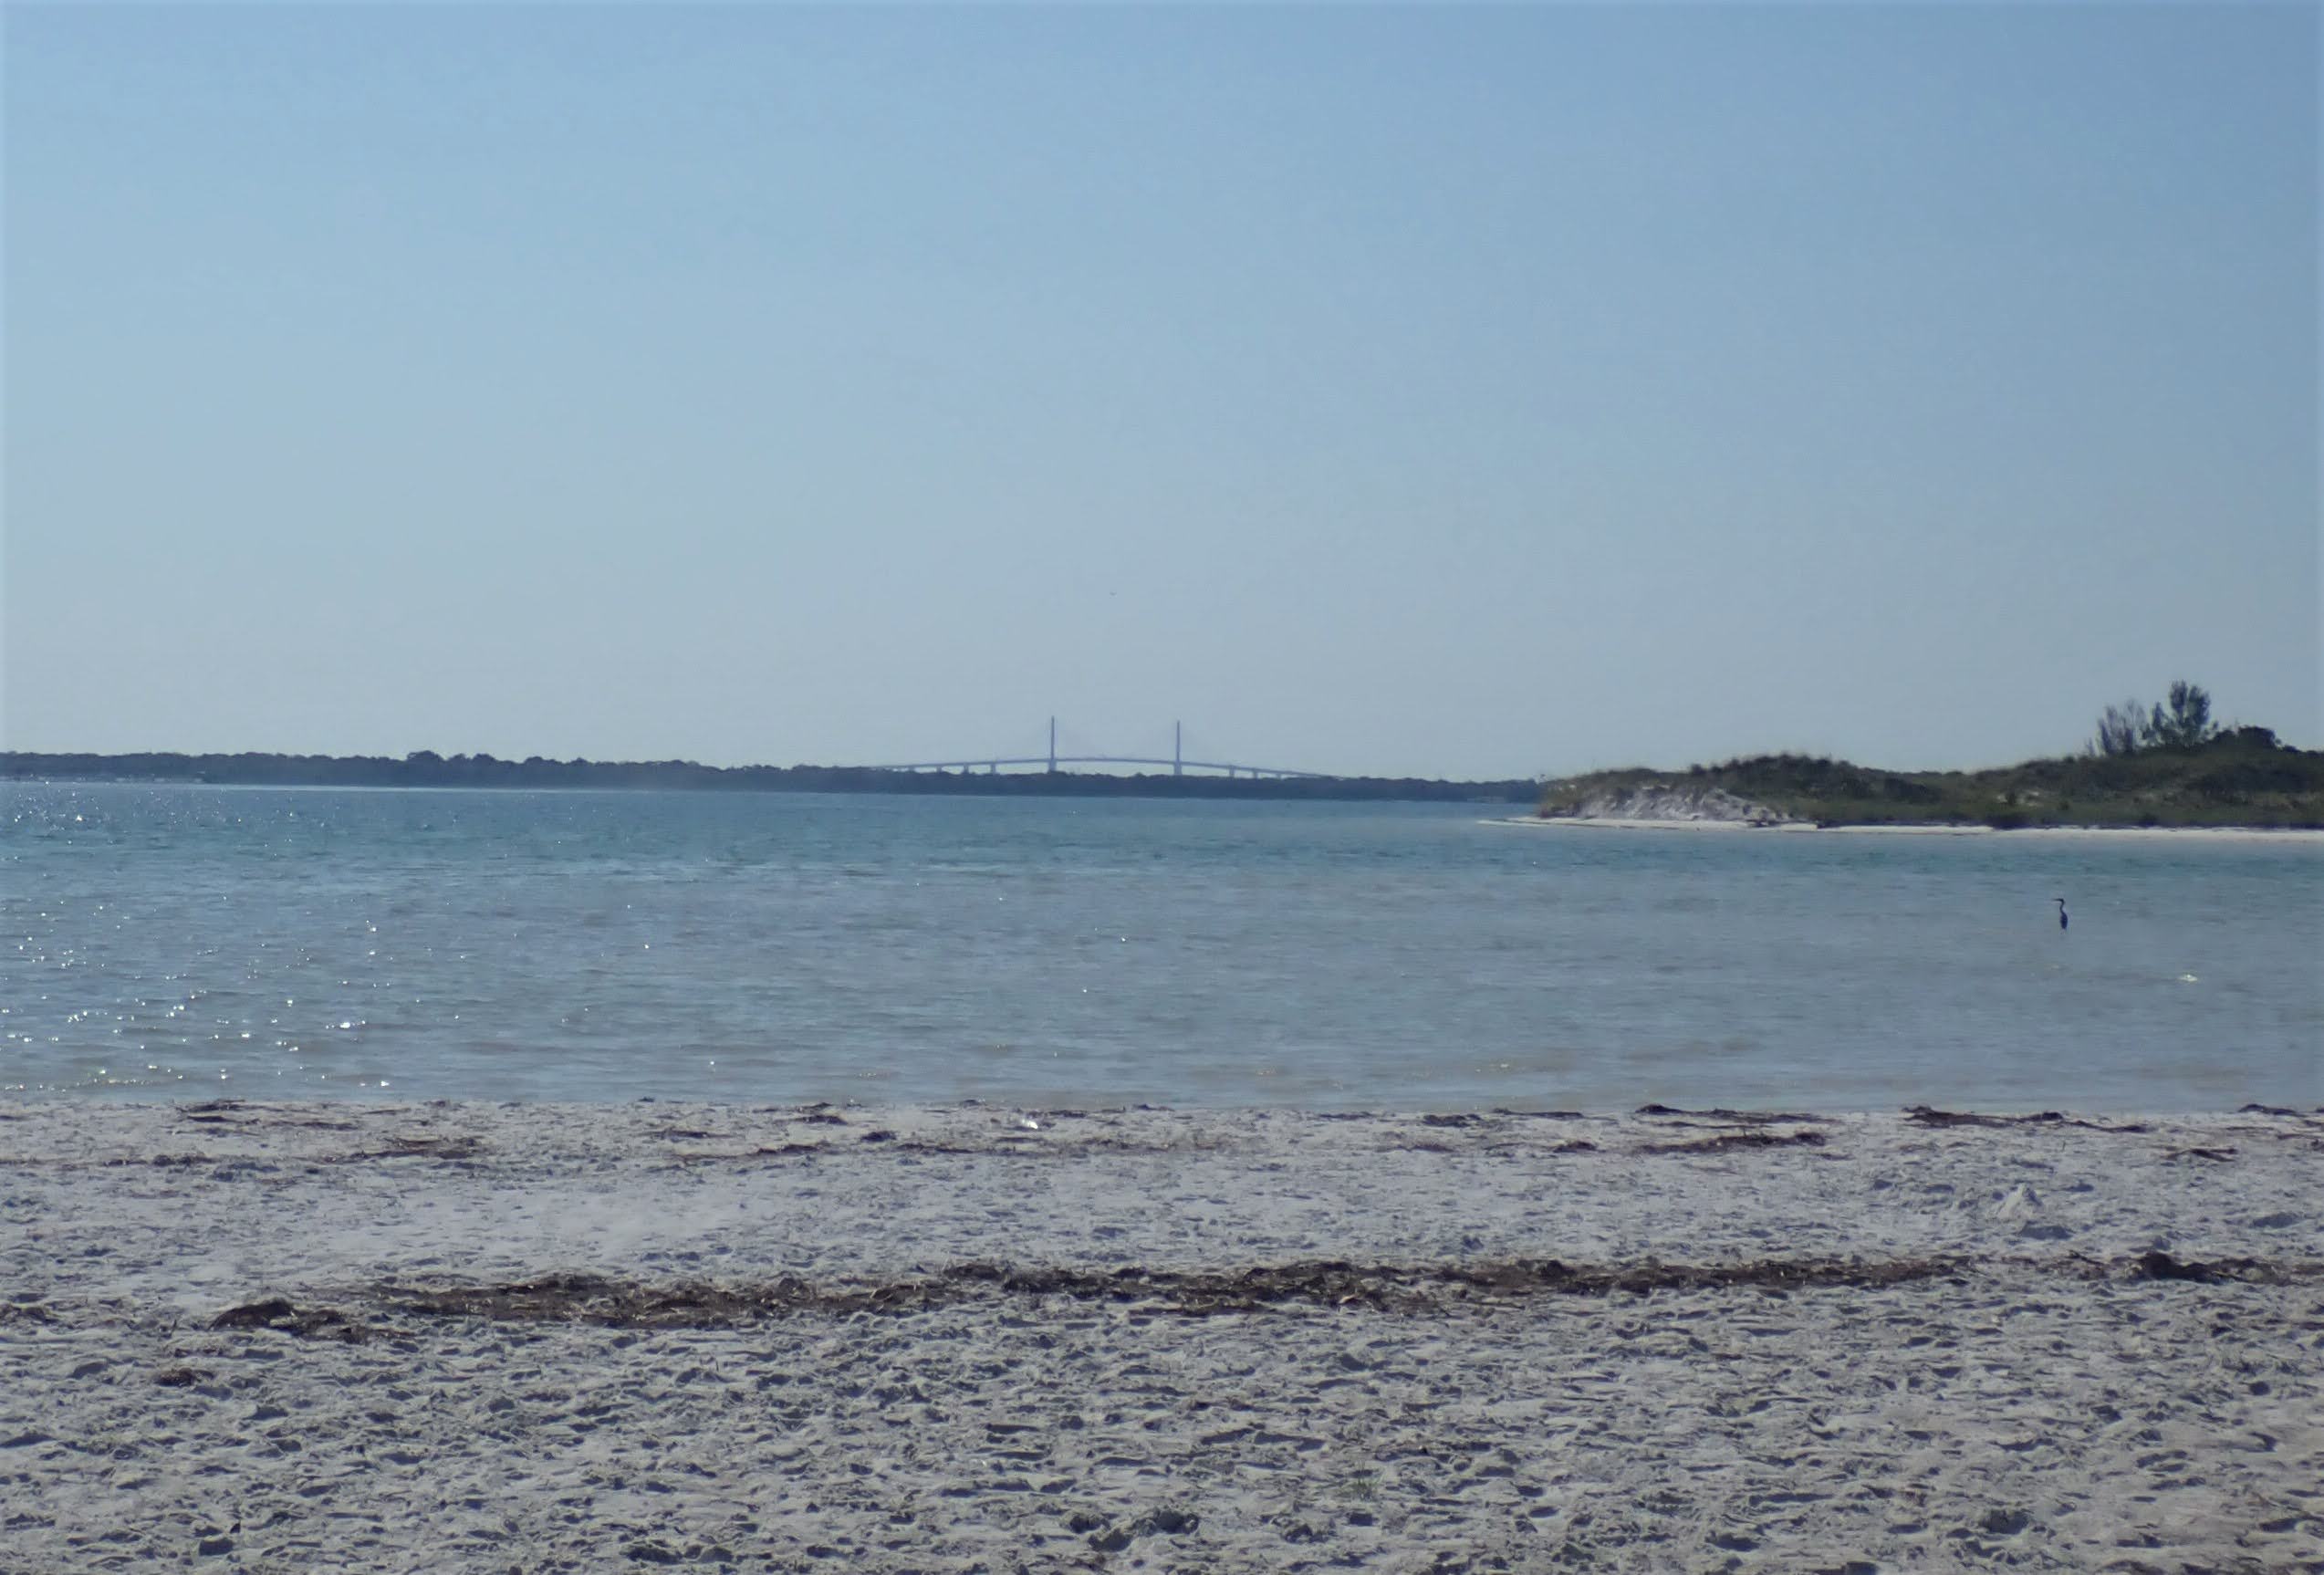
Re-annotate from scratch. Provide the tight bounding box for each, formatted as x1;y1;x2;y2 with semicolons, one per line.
1548;782;1802;826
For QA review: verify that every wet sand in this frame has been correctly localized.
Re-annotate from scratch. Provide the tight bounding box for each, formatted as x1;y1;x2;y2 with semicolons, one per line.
5;1100;2321;1571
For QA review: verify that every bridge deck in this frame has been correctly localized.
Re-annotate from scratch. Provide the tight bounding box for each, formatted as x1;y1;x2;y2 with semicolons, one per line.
864;756;1332;780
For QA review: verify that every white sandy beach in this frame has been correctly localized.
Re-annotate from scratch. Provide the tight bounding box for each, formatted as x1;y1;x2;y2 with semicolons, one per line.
5;1100;2321;1571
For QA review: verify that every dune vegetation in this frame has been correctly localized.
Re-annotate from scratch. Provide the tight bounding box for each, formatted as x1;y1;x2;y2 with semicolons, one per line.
1541;685;2324;829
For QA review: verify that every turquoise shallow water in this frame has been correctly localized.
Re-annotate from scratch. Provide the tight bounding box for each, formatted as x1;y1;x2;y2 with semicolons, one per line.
4;784;2319;1109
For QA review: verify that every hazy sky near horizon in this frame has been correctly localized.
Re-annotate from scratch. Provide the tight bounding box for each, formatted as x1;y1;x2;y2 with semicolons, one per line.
5;4;2317;778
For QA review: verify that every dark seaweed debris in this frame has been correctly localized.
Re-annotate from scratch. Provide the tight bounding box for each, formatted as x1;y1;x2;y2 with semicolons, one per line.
209;1298;371;1341
2128;1251;2289;1285
1639;1130;1828;1155
340;1134;485;1163
1636;1104;1828;1125
373;1257;1969;1328
731;1133;1219;1162
220;1250;2324;1333
177;1100;358;1131
175;1101;358;1132
1903;1107;2150;1133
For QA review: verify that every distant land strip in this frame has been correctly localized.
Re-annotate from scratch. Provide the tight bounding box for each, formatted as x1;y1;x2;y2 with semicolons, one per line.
1537;730;2324;830
0;751;1541;804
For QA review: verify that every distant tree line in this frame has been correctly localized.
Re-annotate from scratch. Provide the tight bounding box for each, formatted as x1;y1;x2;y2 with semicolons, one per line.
0;749;1543;804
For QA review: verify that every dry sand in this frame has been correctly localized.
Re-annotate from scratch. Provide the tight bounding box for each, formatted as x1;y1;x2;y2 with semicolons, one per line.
5;1100;2321;1572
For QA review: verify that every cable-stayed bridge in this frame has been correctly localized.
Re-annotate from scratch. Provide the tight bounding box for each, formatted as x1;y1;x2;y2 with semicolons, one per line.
867;719;1333;780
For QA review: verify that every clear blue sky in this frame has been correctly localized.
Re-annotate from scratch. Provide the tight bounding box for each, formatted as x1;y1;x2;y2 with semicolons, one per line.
5;4;2316;777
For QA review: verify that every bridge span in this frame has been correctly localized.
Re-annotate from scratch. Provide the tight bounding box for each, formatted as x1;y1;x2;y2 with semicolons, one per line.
866;720;1333;780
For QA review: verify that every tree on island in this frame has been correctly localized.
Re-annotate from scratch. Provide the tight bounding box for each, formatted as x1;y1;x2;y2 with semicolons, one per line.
2092;700;2147;756
2090;680;2219;756
2147;681;2215;749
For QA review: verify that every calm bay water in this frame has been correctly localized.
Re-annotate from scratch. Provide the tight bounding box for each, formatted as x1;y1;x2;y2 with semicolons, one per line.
4;784;2319;1110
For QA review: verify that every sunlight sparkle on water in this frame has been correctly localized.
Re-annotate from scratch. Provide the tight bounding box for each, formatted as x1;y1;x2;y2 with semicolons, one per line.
7;786;2319;1108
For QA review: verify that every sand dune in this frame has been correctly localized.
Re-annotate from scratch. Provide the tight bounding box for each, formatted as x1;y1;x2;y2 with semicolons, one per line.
5;1100;2320;1570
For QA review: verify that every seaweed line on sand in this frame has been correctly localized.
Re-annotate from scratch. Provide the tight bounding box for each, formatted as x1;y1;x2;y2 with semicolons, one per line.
172;1252;2324;1338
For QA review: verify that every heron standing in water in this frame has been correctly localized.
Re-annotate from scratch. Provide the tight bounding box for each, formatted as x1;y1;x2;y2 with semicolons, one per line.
2054;897;2069;931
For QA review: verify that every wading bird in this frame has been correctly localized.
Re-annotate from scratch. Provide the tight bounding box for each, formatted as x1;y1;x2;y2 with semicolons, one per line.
2054;897;2069;932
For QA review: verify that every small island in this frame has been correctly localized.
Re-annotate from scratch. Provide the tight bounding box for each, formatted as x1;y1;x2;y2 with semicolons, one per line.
1536;683;2324;831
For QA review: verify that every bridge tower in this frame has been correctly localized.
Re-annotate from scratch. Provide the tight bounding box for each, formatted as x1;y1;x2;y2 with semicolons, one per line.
1047;716;1057;775
1174;721;1182;777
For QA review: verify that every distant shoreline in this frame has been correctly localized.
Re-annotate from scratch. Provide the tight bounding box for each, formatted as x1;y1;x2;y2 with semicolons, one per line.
0;753;1537;806
1486;815;2324;842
